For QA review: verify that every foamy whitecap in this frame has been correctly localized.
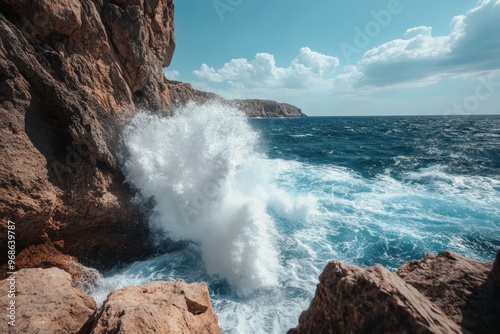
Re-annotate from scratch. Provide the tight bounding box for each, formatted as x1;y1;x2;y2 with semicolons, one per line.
121;102;315;295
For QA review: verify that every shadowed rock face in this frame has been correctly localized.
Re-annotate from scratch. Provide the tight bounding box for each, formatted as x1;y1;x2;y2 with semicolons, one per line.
398;251;500;333
493;250;500;287
0;0;176;269
88;280;222;334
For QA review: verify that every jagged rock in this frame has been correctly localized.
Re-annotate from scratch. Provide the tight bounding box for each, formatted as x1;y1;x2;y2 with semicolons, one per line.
0;267;97;334
288;260;463;334
89;280;221;334
0;0;304;271
398;251;500;333
0;232;84;283
0;0;176;269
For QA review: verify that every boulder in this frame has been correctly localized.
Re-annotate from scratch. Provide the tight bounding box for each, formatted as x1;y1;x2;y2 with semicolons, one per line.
0;267;96;334
289;261;462;334
89;279;222;334
398;251;499;333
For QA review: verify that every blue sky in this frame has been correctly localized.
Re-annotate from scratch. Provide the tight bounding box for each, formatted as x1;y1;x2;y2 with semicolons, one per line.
165;0;500;116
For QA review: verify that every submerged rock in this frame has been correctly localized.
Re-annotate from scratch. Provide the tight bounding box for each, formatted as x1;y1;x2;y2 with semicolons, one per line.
289;260;462;334
0;267;97;334
89;279;222;334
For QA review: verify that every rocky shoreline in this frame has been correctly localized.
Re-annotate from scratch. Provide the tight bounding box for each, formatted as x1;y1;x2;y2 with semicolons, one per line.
1;251;498;333
0;0;498;333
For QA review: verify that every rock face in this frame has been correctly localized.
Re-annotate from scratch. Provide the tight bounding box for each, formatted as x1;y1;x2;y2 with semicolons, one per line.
289;260;463;334
0;232;84;282
398;251;500;333
493;249;500;287
290;251;500;333
0;0;176;269
88;280;222;334
0;0;304;270
0;267;97;334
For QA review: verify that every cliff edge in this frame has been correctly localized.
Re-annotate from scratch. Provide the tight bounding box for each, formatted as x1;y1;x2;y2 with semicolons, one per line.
0;0;303;271
0;0;178;269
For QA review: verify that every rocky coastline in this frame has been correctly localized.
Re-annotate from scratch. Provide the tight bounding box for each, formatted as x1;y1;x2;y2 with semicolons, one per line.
0;0;498;333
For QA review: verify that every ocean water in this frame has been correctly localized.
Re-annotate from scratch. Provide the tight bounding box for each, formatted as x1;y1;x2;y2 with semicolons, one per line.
90;103;500;333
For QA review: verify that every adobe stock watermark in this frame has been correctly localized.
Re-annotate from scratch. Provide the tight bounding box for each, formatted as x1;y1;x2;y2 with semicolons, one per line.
178;160;226;225
340;0;410;63
213;0;243;21
6;220;16;327
445;74;500;116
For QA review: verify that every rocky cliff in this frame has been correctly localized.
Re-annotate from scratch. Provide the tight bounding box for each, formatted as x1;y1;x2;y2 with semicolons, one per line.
0;0;304;272
0;0;178;270
2;252;497;333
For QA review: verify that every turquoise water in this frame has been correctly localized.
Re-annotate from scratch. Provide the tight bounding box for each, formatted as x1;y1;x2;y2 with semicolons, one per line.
91;105;500;333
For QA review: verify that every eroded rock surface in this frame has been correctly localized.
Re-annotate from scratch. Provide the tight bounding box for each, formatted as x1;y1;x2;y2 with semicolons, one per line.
0;0;304;270
89;279;222;334
289;260;463;334
0;0;176;268
398;251;500;333
0;267;97;334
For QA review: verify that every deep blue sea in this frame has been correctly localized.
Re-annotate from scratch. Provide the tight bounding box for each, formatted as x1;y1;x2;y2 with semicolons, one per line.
91;104;500;334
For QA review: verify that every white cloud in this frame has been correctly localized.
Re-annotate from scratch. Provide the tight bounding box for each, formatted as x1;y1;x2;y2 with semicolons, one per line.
194;47;339;90
164;70;180;80
350;0;500;88
193;0;500;98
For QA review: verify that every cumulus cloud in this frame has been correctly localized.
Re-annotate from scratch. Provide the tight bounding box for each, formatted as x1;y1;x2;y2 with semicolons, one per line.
193;0;500;95
194;47;339;90
352;0;500;88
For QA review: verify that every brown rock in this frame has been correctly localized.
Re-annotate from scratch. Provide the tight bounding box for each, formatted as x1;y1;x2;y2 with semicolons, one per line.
289;261;462;334
0;267;97;334
398;251;500;333
90;279;221;334
0;0;304;271
231;99;306;117
0;232;85;284
0;0;176;269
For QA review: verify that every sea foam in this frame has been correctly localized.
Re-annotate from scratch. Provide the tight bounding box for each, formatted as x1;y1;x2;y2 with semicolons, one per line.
121;102;314;295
